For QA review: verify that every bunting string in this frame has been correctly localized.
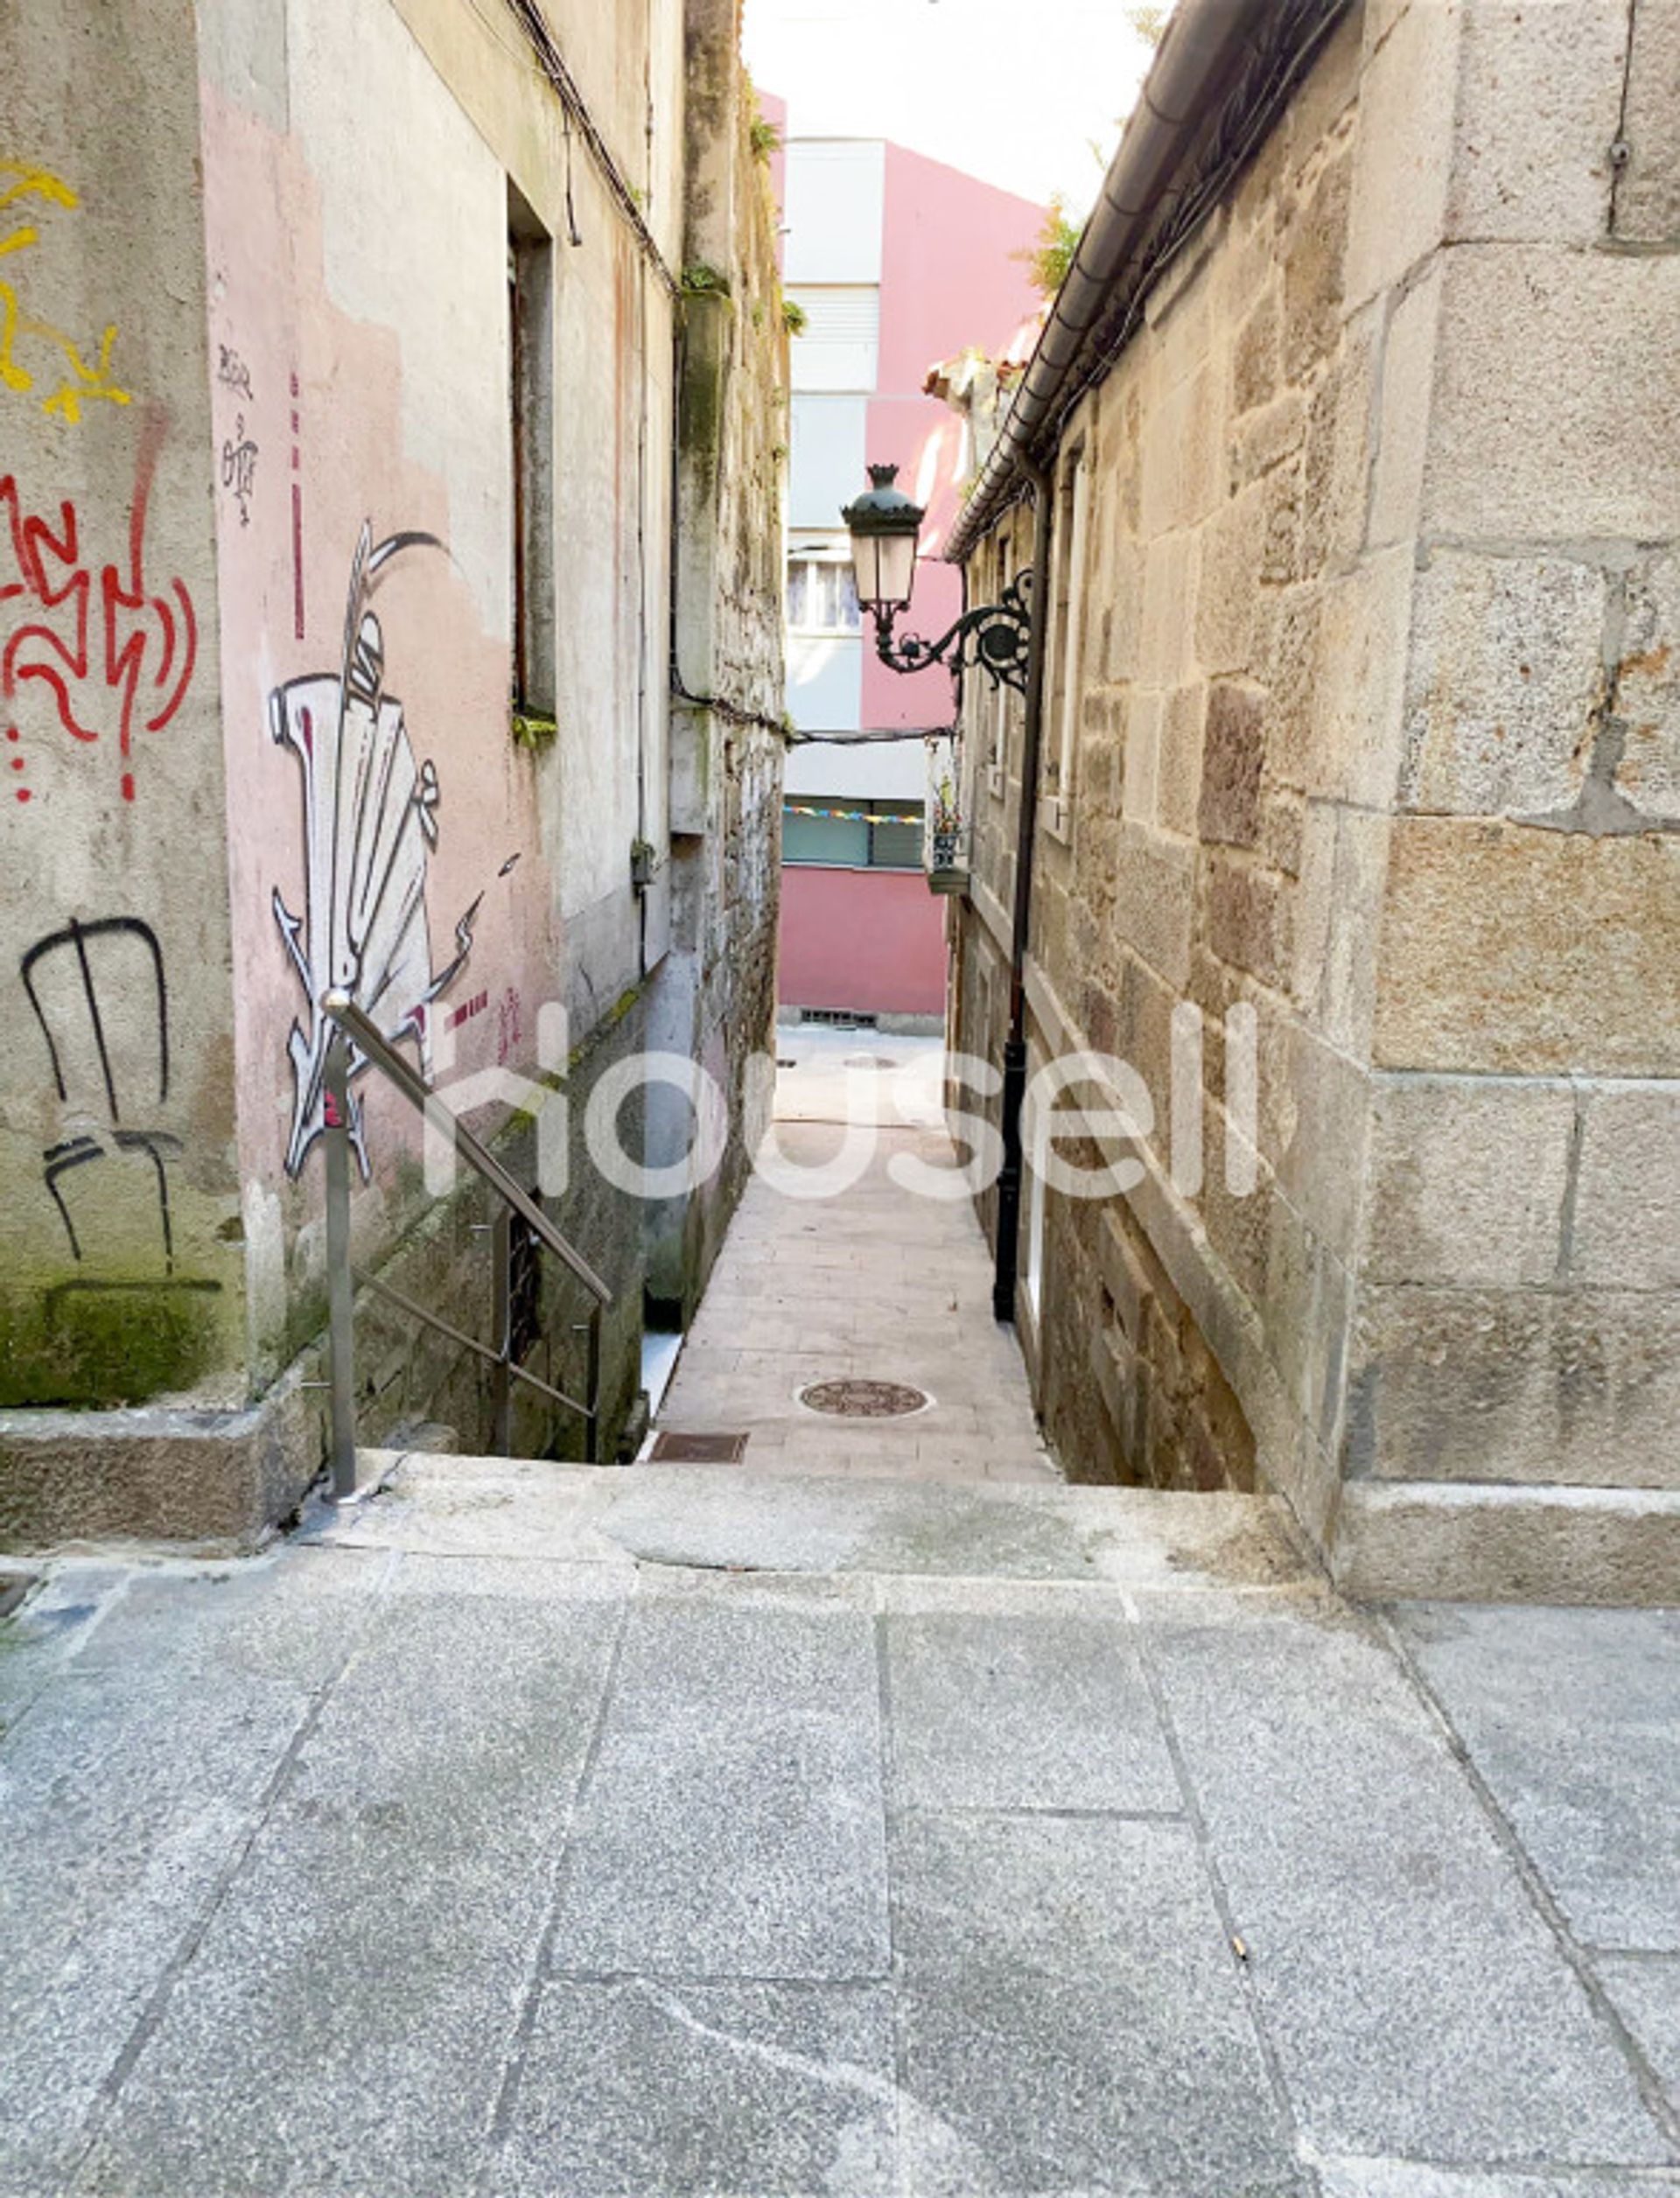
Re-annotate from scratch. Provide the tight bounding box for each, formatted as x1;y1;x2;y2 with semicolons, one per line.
784;803;923;826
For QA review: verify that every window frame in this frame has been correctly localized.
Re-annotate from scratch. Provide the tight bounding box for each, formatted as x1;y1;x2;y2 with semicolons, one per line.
781;795;925;872
508;185;556;716
785;550;863;639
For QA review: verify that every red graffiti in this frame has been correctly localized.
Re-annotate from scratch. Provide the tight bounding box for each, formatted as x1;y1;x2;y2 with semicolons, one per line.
0;412;197;805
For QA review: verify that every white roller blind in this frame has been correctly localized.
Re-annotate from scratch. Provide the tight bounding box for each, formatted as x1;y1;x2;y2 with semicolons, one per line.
789;286;880;392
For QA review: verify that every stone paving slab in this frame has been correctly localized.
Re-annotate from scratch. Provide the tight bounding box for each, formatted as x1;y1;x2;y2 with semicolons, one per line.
1390;1604;1680;1952
1144;1593;1674;2167
487;1979;896;2198
886;1607;1180;1813
4;1463;1676;2197
1315;2172;1680;2198
0;1662;319;2192
0;1565;130;1732
70;1558;624;2198
892;1812;1304;2196
1600;1956;1680;2116
0;1556;394;2190
67;1544;393;1687
307;1452;1311;1588
546;1582;890;1981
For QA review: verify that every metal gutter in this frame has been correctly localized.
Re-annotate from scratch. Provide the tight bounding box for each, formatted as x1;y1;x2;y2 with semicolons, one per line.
946;0;1275;565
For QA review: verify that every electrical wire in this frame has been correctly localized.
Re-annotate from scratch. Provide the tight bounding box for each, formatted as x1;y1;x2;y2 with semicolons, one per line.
502;0;681;298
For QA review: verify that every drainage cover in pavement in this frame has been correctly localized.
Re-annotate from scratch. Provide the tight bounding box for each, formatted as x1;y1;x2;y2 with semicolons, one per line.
650;1431;751;1463
843;1054;900;1071
798;1378;930;1418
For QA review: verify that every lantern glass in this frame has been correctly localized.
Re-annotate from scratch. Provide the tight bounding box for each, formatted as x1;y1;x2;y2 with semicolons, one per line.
843;463;924;616
849;526;918;615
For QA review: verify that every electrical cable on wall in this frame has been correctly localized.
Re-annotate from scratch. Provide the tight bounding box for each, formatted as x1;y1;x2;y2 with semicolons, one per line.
502;0;680;297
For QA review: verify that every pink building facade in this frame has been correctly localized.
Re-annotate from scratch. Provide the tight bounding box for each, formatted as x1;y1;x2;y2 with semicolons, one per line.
777;132;1041;1026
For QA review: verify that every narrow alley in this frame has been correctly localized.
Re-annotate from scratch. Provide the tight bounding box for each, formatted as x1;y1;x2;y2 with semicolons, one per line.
2;1055;1676;2193
4;0;1678;2189
647;1028;1058;1484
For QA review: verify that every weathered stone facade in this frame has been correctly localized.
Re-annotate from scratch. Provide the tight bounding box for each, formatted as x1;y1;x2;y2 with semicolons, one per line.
0;0;785;1544
950;0;1680;1600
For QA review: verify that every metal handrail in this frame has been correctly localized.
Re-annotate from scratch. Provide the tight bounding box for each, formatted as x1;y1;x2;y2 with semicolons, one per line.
352;1267;596;1422
318;990;611;1502
324;991;610;1301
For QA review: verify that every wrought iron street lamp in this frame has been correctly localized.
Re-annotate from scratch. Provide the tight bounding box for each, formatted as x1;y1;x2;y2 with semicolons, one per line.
842;463;1033;696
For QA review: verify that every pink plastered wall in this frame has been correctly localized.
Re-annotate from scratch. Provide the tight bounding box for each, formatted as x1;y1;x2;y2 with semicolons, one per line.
859;144;1042;735
778;867;947;1019
200;84;560;1356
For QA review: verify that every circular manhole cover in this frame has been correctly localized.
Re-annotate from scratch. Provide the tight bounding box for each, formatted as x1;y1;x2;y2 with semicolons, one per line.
797;1378;931;1418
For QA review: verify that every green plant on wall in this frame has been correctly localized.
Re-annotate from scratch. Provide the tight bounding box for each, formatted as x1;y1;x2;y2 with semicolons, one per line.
745;68;781;164
781;297;808;336
682;262;729;297
1018;4;1168;303
1018;194;1082;301
511;706;557;752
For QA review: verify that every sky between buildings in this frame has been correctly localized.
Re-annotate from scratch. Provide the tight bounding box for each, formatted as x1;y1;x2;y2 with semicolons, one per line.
742;0;1162;214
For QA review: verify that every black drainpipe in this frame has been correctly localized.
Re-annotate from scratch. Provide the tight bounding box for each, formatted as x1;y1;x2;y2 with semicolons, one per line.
992;457;1054;1324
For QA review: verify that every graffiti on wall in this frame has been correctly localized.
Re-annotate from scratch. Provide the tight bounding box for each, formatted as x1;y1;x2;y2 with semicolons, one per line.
214;344;260;529
220;414;258;527
272;522;481;1180
216;345;255;403
21;914;181;1270
0;411;200;804
1;161;130;424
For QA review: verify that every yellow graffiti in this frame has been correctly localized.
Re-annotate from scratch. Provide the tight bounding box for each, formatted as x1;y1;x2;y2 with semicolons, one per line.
0;161;130;424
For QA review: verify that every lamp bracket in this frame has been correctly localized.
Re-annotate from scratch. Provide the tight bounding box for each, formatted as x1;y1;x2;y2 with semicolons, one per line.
871;569;1034;696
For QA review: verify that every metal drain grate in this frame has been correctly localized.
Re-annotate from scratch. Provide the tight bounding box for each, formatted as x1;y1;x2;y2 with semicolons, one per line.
650;1430;751;1463
798;1379;930;1418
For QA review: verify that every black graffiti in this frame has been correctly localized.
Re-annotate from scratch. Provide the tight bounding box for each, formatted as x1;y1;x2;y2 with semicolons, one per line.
216;345;255;402
22;915;178;1271
22;914;168;1118
42;1130;183;1269
220;414;259;526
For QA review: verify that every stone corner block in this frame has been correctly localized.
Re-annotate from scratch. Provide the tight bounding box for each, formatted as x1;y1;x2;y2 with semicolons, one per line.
1374;820;1680;1078
1571;1082;1680;1291
1330;1478;1680;1606
0;1376;323;1551
1363;1073;1575;1288
1424;245;1680;539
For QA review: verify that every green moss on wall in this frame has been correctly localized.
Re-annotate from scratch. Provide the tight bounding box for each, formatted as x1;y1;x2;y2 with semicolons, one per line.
679;292;731;480
0;1284;223;1409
